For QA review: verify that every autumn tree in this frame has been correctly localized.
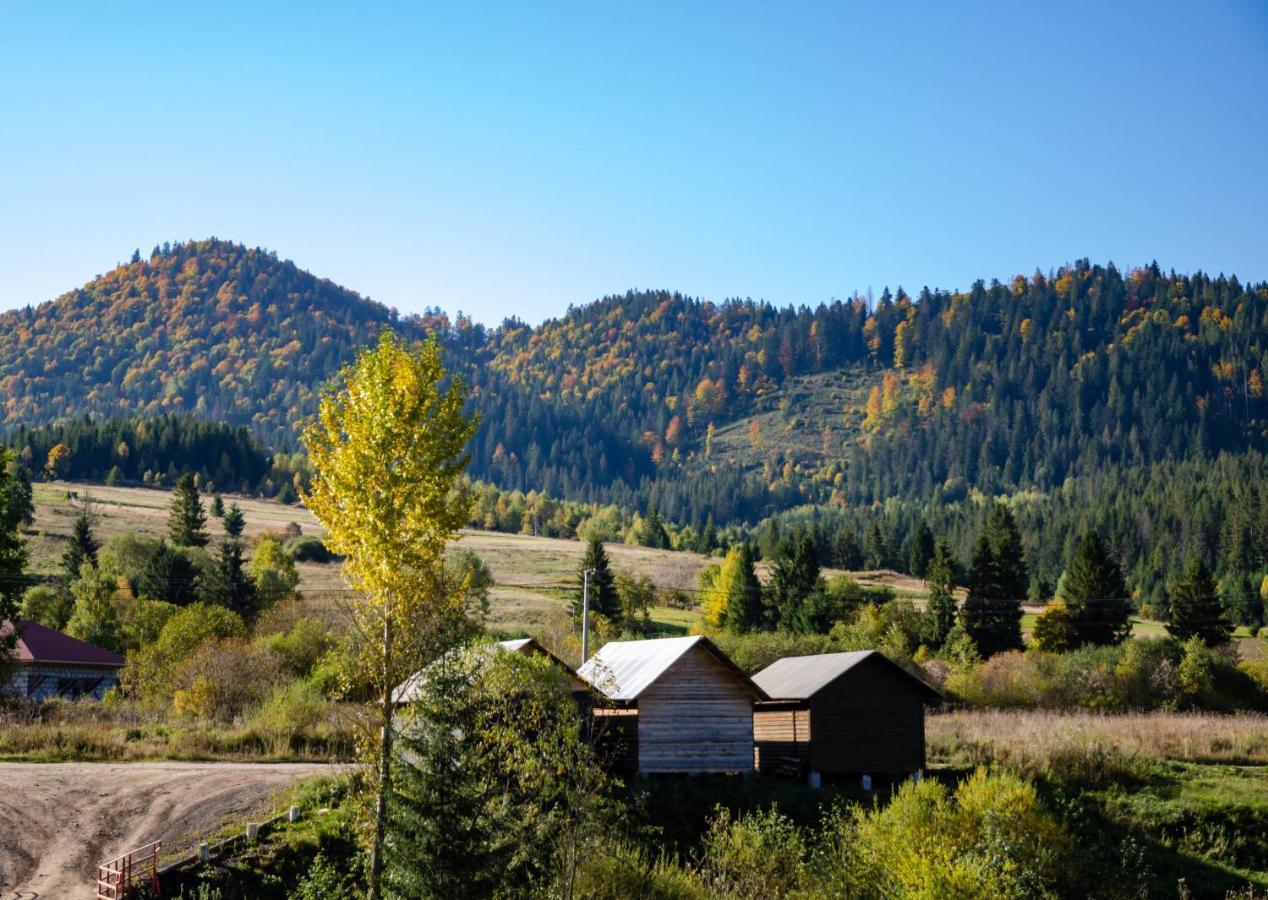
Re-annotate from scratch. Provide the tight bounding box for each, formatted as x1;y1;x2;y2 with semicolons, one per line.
303;330;478;899
168;473;209;547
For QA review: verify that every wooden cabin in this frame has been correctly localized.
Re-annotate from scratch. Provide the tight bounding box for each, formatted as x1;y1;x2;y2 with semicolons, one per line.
393;637;591;704
578;635;767;775
751;650;940;780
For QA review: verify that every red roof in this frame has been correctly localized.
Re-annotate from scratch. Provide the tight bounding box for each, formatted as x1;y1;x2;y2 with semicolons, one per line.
2;620;125;667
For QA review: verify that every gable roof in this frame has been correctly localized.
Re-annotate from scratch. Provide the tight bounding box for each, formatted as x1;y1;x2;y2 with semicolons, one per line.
392;637;589;704
752;650;940;701
2;620;125;668
577;635;768;702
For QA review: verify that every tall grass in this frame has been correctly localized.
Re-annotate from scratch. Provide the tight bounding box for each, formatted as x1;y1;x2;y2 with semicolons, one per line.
928;708;1268;777
0;697;355;762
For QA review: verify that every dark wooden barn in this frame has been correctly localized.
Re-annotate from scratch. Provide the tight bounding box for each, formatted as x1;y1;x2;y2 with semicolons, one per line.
751;650;940;780
578;635;768;775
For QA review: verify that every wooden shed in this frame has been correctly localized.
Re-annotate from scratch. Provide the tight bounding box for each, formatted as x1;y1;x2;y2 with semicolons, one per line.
751;650;940;779
577;635;767;775
393;637;590;704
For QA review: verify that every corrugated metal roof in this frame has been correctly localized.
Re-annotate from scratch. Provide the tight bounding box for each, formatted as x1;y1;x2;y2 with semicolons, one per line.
752;650;940;700
577;635;767;702
392;637;588;703
2;620;125;667
751;651;874;699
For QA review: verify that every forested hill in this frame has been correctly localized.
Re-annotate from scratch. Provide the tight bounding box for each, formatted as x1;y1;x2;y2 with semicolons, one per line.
3;241;1268;531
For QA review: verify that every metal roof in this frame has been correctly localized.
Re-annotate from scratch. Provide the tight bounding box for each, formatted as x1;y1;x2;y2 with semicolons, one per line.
2;620;125;668
392;637;588;704
752;650;940;700
577;635;767;702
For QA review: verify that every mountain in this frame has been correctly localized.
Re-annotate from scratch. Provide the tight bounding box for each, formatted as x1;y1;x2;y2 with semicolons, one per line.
4;242;1268;559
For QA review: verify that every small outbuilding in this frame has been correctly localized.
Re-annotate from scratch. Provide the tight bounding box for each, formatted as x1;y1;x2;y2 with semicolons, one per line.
1;620;125;701
578;635;768;775
393;637;590;704
751;650;940;780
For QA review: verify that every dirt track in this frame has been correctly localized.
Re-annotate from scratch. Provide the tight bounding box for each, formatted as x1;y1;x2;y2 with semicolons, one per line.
0;761;337;899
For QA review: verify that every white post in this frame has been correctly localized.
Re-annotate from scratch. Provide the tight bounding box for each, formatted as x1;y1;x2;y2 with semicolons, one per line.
289;805;301;823
245;823;259;841
199;842;210;862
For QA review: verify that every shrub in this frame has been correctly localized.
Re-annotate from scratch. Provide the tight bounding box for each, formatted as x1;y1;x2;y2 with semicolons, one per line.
822;768;1072;899
266;617;335;677
697;806;806;899
252;680;327;736
169;638;284;719
284;535;335;563
123;603;246;703
571;842;707;899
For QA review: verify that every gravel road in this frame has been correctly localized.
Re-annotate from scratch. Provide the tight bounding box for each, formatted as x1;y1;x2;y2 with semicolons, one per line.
0;761;337;899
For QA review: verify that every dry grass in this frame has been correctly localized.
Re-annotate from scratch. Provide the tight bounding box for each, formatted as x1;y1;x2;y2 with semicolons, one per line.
928;708;1268;773
0;698;355;762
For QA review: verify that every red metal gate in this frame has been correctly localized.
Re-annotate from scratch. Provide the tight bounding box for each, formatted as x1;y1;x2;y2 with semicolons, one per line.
97;840;161;900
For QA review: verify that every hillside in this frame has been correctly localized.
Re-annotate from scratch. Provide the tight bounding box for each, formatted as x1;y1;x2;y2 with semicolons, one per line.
4;242;1268;584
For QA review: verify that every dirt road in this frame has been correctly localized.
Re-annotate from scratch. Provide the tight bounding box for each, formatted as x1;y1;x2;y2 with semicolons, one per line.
0;761;337;899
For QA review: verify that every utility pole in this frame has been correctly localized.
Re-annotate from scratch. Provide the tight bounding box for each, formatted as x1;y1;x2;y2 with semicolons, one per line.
581;567;595;665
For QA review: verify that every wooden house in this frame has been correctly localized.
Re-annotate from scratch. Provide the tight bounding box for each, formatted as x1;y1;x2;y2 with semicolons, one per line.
577;635;767;775
751;650;940;780
1;620;125;701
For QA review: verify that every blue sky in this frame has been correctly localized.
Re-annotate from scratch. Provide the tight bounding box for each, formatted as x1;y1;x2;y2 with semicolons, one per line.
2;1;1266;325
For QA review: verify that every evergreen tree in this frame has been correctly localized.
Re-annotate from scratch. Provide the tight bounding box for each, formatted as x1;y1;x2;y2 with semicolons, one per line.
638;506;670;549
61;508;100;583
921;539;957;648
137;541;200;606
197;503;257;620
719;542;763;633
1060;530;1132;646
908;520;935;577
1;452;30;675
864;523;891;570
573;537;619;621
210;493;225;518
831;527;863;570
168;473;209;547
1167;558;1231;646
766;533;823;629
961;508;1025;657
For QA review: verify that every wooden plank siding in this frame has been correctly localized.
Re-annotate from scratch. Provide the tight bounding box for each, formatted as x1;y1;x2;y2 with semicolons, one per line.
752;705;811;774
806;655;926;774
635;646;757;773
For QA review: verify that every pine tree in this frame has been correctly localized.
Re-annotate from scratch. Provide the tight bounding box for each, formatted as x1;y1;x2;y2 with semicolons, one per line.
168;473;209;547
573;537;619;620
62;508;100;582
961;507;1025;657
908;521;935;577
720;543;763;633
137;541;199;606
210;494;225;518
831;527;863;570
1167;557;1231;646
766;533;822;629
921;539;957;648
638;506;670;549
1061;530;1132;646
196;503;256;619
1;452;30;674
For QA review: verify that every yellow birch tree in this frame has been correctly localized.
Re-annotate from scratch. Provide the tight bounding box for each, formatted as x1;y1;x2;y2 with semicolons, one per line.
302;330;478;899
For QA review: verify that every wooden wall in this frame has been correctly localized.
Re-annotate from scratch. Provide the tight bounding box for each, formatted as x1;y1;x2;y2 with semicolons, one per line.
753;704;810;775
636;647;756;774
807;655;926;774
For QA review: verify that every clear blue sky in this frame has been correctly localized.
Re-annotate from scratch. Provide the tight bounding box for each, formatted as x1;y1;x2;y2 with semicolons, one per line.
2;1;1266;325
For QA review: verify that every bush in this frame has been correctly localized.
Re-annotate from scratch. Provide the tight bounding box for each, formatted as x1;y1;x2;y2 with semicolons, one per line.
252;680;327;736
571;842;707;899
169;638;284;719
284;535;335;563
697;806;806;899
266;617;335;677
123;603;246;703
822;768;1073;899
